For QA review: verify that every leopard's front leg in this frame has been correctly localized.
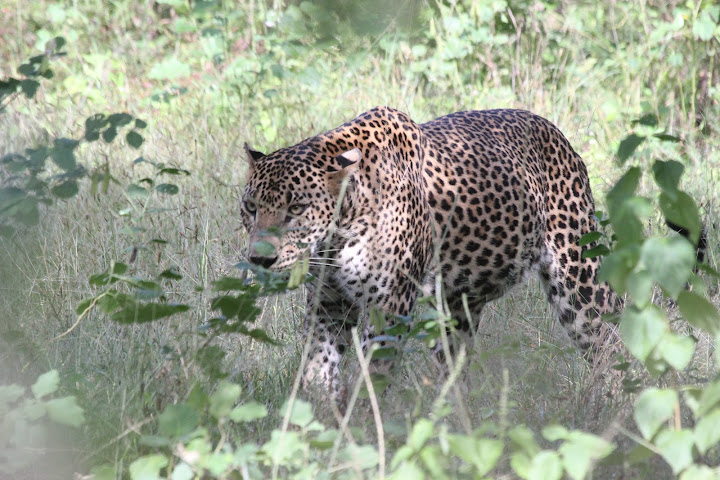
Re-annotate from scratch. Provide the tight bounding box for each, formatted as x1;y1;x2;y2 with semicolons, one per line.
303;318;346;401
301;291;357;404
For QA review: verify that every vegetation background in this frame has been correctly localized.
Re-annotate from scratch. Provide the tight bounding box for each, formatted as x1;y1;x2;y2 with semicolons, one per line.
0;0;719;478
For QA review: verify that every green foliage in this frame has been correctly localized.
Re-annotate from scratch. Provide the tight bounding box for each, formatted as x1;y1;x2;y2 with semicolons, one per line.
0;37;65;110
0;38;148;237
0;370;85;477
589;114;720;475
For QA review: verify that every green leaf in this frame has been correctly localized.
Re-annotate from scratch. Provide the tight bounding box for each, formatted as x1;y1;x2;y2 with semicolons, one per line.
126;130;144;149
159;268;182;280
626;270;653;308
47;35;66;51
244;327;279;344
0;186;25;209
211;294;259;320
625;444;655;465
110;302;190;323
310;429;339;450
447;435;503;476
212;277;248;290
127;184;149;199
262;430;303;465
251;240;276;257
559;432;614;480
641;236;695;299
655;429;694;474
612;196;652;245
578;231;602;246
282;398;314;428
85;114;108;137
0;384;26;406
697;380;720;417
581;245;610;261
135;118;148;129
31;370;59;399
388;460;424;479
653;132;682;143
20;79;40;98
18;61;38;76
338;444;380;470
370;307;386;333
606;167;641;211
209;381;241;419
359;373;392;398
158;403;199;438
96;293;119;313
617;134;645;164
541;424;568;442
102;126;118;143
408;418;434;451
15;197;40;225
194;345;226;379
170;463;193;480
139;435;171;448
149;58;191;80
620;305;667;363
51;138;79;171
659;191;702;245
46;396;85;427
528;450;562;480
155;183;179;195
656;332;695;371
288;257;309;289
89;464;117;480
229;401;268;422
159;167;191;176
107;113;133;127
652;160;684;192
678;290;720;335
129;454;169;480
21;399;47;422
0;78;20;96
694;409;720;454
693;9;718;41
680;465;717;480
634;388;677;439
51;180;79;199
509;426;540;455
112;262;128;275
631;113;658;127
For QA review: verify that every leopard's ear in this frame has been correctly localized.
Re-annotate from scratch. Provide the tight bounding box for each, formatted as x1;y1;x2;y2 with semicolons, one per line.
335;148;361;169
244;142;265;169
327;148;361;197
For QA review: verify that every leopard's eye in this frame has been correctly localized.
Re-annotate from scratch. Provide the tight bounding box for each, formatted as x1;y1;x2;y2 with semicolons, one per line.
244;199;257;214
287;204;308;216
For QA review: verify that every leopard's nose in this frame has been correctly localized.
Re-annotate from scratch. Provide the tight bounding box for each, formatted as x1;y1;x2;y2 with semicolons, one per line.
249;255;278;269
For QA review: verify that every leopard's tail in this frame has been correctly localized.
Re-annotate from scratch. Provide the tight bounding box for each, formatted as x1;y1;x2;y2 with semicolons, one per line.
666;220;708;266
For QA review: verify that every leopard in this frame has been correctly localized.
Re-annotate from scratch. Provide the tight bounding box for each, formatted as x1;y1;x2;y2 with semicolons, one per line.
240;106;624;403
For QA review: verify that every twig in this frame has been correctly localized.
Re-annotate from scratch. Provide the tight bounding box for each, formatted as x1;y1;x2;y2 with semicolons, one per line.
352;327;385;480
431;343;467;421
50;293;104;342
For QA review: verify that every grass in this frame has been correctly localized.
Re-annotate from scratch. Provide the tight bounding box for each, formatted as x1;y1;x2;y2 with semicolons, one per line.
1;0;719;478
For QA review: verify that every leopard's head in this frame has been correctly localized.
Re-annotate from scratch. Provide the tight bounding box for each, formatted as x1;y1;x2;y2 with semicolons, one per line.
240;140;361;271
